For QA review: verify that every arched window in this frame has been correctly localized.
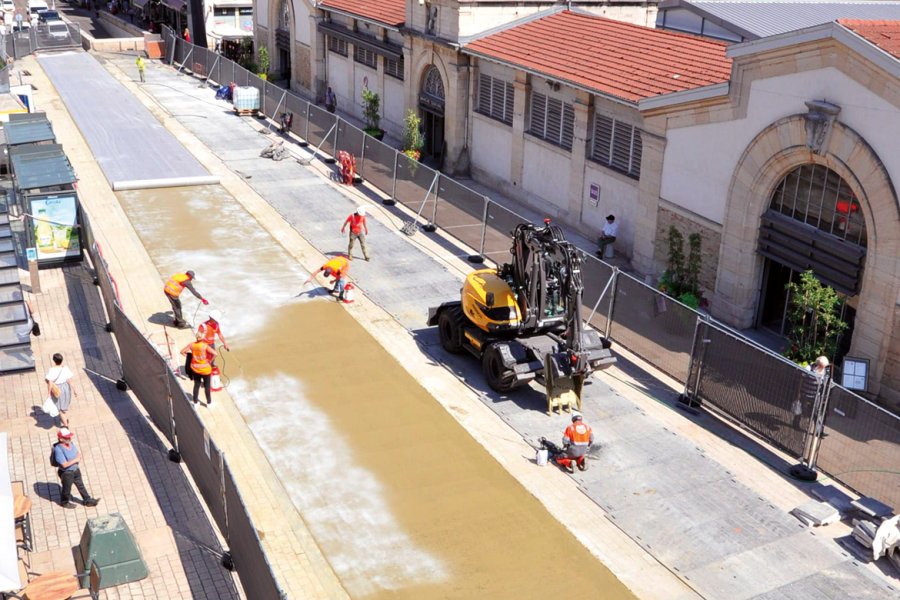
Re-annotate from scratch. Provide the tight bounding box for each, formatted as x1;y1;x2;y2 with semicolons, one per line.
770;164;867;247
421;66;444;105
278;0;291;31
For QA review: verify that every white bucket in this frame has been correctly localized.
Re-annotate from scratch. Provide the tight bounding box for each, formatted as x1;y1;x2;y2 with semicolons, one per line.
210;367;223;392
342;283;355;303
536;448;549;466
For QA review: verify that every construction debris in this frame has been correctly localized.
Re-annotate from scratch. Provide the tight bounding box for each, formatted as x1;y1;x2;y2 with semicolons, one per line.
791;500;841;527
260;140;289;161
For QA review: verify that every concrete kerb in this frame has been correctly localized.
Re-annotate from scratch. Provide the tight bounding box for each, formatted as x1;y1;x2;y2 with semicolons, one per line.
23;54;346;599
103;55;702;599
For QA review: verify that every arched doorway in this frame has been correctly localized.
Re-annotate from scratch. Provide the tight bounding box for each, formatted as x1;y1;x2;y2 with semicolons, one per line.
757;163;866;355
419;66;445;167
274;0;292;81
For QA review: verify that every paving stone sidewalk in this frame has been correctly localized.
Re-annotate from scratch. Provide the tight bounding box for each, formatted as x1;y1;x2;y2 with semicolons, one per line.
117;54;898;598
2;265;241;599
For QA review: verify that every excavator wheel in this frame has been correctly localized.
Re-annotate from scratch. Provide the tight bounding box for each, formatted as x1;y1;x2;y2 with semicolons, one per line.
438;307;464;354
482;343;516;393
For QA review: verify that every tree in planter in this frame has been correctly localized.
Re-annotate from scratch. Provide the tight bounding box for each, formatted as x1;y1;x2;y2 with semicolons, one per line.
257;47;270;80
657;225;703;309
361;88;383;139
783;270;847;362
402;109;425;161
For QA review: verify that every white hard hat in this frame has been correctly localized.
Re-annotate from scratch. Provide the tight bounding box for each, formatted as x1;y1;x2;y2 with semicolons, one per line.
356;206;366;216
209;309;223;322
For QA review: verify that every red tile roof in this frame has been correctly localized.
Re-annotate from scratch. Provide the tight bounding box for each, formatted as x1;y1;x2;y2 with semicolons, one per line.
319;0;406;28
465;10;732;103
839;19;900;61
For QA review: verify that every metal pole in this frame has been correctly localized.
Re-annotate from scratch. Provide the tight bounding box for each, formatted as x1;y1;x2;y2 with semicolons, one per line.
389;151;398;204
203;52;220;86
403;172;439;235
587;268;616;324
682;315;703;401
358;133;366;180
300;122;337;165
803;376;831;469
219;451;228;538
304;101;310;142
604;268;619;339
429;175;440;226
177;45;194;75
266;90;287;134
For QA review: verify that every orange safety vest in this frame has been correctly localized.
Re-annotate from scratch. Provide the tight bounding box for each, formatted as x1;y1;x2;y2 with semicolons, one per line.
323;257;349;278
564;422;593;446
164;273;191;298
190;341;212;376
198;320;220;345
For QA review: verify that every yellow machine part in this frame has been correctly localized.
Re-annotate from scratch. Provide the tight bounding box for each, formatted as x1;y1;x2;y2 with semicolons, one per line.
461;269;521;332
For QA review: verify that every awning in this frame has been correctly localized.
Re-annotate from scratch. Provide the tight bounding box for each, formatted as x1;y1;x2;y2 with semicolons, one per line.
318;21;402;60
160;0;186;12
4;112;55;146
9;143;76;190
207;24;252;40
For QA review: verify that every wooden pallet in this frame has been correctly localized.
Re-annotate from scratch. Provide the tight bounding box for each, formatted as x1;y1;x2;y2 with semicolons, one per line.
234;108;258;116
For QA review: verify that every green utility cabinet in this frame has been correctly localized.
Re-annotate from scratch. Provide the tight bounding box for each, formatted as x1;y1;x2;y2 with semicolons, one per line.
76;513;148;589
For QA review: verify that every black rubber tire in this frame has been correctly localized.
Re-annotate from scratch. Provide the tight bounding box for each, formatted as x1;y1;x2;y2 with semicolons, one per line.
438;308;464;354
482;343;516;393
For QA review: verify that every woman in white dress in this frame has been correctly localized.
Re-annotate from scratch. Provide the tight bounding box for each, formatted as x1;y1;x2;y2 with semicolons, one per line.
45;353;79;427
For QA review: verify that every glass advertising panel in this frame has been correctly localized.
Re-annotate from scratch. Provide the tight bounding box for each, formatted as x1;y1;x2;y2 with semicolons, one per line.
29;193;81;265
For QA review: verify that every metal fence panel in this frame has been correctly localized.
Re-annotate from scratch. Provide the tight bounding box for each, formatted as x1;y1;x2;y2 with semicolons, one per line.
190;46;209;78
360;135;395;194
307;104;337;156
13;30;31;59
284;92;309;141
580;256;615;335
224;464;283;600
219;57;235;86
233;64;250;88
335;120;365;160
113;305;175;445
483;201;530;263
434;177;487;256
172;392;228;532
816;386;900;511
693;323;816;458
609;273;697;385
263;83;285;121
394;155;437;217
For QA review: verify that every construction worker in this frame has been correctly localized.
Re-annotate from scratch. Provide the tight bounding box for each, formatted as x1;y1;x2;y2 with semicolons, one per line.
555;414;594;473
341;206;369;261
198;309;228;350
136;54;145;83
164;270;208;328
180;332;217;405
303;256;350;301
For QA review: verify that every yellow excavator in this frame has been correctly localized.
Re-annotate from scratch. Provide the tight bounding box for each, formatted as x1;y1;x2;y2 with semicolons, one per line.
427;220;615;412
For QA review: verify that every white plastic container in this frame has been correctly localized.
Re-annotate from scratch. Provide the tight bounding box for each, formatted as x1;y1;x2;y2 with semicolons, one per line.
535;448;549;466
233;86;260;112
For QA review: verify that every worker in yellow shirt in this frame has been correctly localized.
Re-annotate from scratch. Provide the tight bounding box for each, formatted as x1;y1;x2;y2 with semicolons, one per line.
303;256;350;301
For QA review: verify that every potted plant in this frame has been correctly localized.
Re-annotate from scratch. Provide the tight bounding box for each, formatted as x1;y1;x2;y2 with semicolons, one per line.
257;47;270;81
402;109;424;161
361;88;383;140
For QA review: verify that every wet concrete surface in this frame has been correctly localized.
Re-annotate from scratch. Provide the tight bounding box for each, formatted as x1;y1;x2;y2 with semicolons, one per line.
116;185;635;598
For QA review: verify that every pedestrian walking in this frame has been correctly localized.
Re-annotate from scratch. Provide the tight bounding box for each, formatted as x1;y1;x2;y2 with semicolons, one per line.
325;86;336;113
303;256;350;301
136;54;145;83
181;332;217;405
183;27;190;43
45;353;79;428
163;270;208;328
342;206;370;261
52;428;100;509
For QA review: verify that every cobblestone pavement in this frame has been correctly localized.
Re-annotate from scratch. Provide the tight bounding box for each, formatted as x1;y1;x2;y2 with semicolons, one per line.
3;265;242;599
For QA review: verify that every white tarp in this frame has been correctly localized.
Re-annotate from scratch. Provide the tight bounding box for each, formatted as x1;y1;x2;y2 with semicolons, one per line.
0;432;21;592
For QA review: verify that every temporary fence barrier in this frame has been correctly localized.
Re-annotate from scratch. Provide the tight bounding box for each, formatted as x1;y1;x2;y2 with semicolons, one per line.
161;26;899;514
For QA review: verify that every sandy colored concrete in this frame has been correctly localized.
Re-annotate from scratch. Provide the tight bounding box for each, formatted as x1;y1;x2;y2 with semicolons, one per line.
116;184;636;598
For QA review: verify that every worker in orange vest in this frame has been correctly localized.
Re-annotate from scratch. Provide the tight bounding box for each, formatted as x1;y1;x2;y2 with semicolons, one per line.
163;270;207;328
303;256;350;301
341;206;370;261
555;414;594;473
180;332;217;405
198;309;229;351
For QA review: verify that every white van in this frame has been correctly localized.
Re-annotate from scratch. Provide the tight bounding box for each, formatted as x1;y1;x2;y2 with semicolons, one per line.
28;0;49;17
47;19;68;39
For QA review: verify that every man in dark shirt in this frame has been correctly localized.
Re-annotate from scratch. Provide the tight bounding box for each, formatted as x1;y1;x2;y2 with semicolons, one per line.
53;428;100;509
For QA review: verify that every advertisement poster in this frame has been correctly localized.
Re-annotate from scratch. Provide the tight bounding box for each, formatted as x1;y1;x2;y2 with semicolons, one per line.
31;194;81;263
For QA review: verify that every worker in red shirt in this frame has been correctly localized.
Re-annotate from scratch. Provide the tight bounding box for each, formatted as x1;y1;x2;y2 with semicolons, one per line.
303;256;350;301
163;270;208;328
341;206;370;261
555;414;594;473
198;309;229;365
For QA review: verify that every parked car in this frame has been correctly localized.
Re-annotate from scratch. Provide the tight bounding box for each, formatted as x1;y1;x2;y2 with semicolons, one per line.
0;0;14;13
46;19;68;39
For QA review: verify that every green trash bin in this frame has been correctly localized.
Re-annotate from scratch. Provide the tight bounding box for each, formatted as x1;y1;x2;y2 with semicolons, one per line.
75;513;148;589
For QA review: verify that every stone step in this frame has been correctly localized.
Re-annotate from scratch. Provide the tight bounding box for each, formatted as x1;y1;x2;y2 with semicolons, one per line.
0;343;34;373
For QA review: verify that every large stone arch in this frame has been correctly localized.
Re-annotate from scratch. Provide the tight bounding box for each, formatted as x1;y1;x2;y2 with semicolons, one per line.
266;0;294;82
717;114;900;392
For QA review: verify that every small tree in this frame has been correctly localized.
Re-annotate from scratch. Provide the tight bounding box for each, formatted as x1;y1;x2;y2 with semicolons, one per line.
257;47;270;80
402;109;424;161
361;88;381;136
657;226;703;309
685;233;702;295
784;270;848;362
